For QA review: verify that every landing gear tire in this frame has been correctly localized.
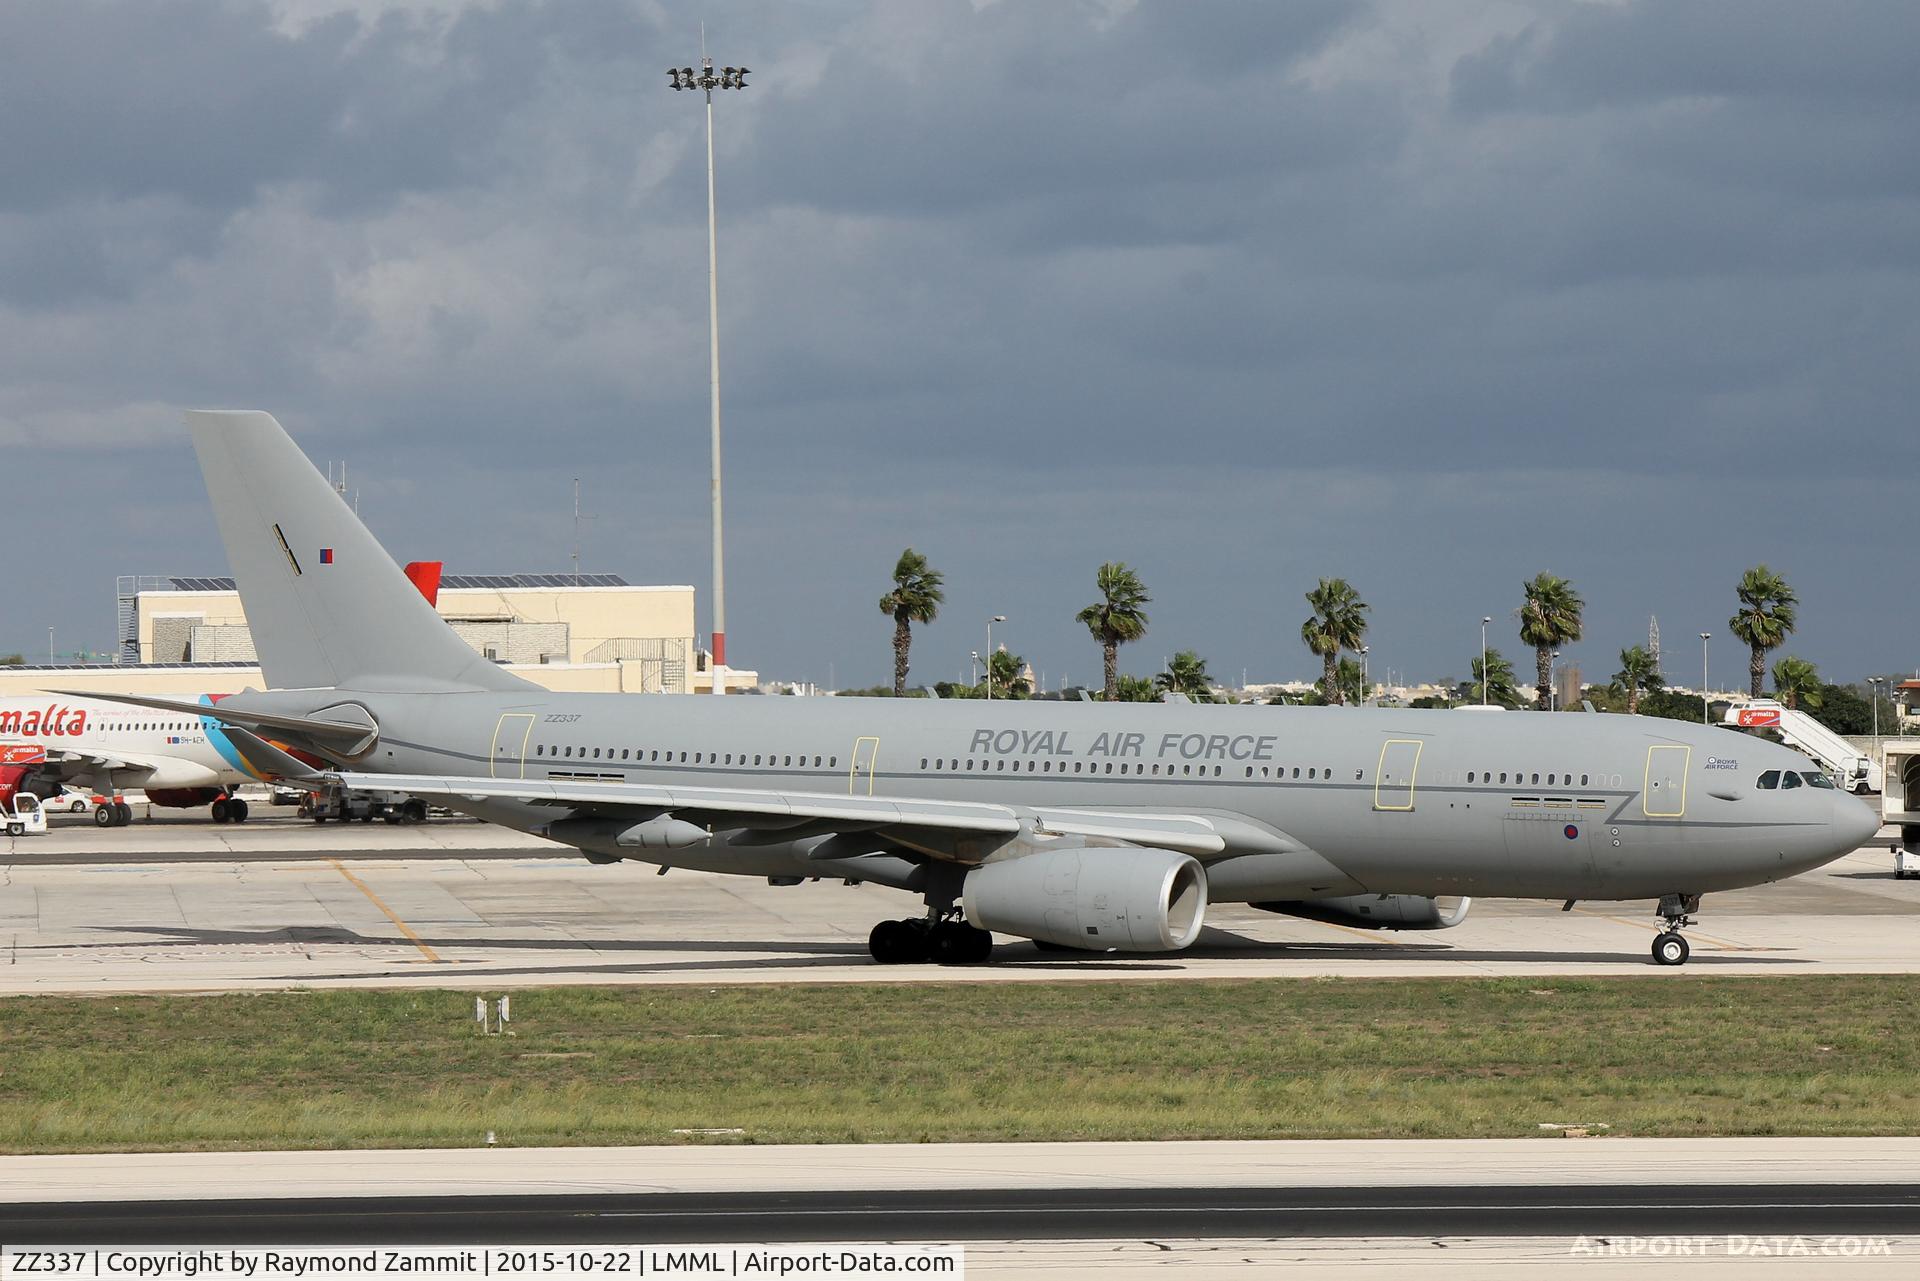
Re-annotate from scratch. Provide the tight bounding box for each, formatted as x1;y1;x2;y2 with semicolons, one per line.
230;799;249;823
94;805;115;828
114;802;133;826
930;921;994;965
211;799;230;824
401;799;428;825
1652;932;1691;966
867;919;931;965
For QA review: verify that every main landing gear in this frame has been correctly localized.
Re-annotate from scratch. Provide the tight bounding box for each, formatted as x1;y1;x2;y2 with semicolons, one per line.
92;800;135;827
1651;892;1702;967
210;797;250;823
868;915;994;966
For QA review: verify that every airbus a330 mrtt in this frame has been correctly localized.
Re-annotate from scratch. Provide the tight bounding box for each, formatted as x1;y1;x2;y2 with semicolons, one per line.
67;411;1878;967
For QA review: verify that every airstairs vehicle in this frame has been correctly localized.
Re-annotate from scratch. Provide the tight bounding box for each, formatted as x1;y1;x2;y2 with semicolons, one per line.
1725;701;1881;794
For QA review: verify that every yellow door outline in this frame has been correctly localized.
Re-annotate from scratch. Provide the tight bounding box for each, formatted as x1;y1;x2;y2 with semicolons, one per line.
849;736;880;796
491;713;535;780
1643;744;1690;818
1373;739;1423;811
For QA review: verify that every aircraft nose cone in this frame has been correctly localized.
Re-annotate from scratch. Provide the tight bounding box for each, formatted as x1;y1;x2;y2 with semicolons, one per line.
1834;794;1880;851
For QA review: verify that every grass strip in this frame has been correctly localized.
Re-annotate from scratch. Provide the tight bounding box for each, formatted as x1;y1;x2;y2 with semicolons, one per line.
1;976;1916;1152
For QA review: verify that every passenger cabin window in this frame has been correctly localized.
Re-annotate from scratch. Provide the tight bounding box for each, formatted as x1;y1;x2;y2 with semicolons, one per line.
1757;770;1780;790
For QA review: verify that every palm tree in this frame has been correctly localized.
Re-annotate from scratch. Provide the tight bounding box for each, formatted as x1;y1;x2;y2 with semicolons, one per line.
1113;673;1159;703
1300;578;1369;706
1155;650;1214;701
1771;655;1823;711
1076;563;1151;701
1730;565;1798;700
1519;572;1584;710
1468;649;1520;707
1334;656;1364;705
1614;644;1664;715
876;549;944;698
986;647;1031;699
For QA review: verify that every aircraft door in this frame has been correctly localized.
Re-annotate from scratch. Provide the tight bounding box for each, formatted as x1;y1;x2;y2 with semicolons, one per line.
849;736;880;796
1643;745;1691;818
1373;739;1423;811
491;713;535;780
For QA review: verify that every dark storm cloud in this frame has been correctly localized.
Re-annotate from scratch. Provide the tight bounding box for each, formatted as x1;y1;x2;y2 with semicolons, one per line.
3;0;1916;690
0;0;637;213
739;0;1372;227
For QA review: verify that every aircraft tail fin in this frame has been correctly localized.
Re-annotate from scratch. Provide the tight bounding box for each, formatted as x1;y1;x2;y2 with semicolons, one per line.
185;410;533;694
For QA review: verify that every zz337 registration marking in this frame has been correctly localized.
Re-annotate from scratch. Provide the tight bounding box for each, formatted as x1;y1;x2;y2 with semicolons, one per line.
10;1254;89;1274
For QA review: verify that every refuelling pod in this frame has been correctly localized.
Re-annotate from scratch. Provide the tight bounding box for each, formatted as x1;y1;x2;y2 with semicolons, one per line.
962;846;1207;952
1256;893;1471;930
542;814;711;862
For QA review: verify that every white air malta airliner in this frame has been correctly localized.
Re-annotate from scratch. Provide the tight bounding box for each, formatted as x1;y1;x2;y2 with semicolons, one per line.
0;694;271;824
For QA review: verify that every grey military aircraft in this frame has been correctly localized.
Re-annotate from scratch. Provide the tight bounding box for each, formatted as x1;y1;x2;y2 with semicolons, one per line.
73;411;1878;968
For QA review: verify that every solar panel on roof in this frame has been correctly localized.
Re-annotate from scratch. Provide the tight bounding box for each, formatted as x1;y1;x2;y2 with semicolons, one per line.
146;572;629;592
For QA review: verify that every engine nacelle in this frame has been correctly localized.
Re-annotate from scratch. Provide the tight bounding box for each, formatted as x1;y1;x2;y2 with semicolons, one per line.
1255;893;1471;930
147;787;225;809
962;846;1207;952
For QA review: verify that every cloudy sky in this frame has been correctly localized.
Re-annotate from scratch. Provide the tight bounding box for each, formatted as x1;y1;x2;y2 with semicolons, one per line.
4;0;1916;692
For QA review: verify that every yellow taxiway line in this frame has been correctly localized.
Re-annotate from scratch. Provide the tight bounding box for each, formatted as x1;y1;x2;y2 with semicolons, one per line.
328;858;442;963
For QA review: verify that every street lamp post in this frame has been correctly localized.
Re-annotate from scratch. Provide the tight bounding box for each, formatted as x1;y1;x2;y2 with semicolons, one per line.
669;53;748;694
1359;645;1369;706
1870;676;1887;754
986;616;1006;700
1699;633;1712;724
1480;617;1491;706
1550;650;1562;712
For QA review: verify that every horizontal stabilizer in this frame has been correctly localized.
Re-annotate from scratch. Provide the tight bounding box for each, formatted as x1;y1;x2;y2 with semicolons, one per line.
46;690;377;748
220;725;328;782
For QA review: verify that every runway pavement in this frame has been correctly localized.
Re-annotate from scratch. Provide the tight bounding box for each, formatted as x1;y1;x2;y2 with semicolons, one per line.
2;1141;1916;1277
7;1184;1919;1244
1;811;1915;993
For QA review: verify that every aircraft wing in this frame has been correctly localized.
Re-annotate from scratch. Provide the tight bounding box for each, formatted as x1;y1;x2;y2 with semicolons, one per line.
328;771;1230;860
30;751;155;789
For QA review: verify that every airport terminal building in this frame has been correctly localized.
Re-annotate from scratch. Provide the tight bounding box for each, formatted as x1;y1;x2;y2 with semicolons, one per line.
1;573;755;700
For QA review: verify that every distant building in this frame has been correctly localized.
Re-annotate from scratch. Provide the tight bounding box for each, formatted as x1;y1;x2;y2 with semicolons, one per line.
1897;680;1920;732
0;573;757;701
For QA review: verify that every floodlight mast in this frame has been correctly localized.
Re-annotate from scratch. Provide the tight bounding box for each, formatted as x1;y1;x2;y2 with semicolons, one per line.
669;56;749;692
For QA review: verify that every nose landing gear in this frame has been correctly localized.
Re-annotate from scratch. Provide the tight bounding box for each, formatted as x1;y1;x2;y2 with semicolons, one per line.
1651;892;1702;966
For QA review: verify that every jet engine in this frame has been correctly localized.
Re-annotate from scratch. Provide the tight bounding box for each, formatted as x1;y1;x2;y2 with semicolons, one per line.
0;764;36;811
1255;893;1472;930
147;787;226;809
961;846;1207;952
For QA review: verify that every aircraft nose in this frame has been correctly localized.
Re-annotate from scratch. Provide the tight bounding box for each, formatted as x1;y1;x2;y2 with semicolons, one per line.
1834;794;1880;851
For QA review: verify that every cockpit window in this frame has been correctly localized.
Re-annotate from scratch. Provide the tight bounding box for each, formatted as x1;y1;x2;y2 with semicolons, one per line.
1781;771;1803;789
1801;771;1837;790
1756;770;1780;790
